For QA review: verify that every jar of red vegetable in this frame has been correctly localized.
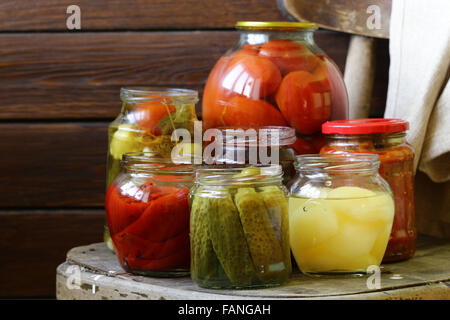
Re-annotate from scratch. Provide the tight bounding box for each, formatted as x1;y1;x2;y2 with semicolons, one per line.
321;119;417;262
202;21;348;154
104;87;198;251
105;153;195;276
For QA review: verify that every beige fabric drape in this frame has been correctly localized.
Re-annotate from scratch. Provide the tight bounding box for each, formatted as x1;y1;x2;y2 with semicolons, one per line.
384;0;450;238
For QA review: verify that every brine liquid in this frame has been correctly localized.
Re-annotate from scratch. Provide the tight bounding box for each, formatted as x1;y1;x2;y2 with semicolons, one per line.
289;187;394;275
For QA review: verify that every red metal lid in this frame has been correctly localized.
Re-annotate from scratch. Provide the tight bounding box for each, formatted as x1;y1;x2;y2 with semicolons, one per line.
322;119;409;135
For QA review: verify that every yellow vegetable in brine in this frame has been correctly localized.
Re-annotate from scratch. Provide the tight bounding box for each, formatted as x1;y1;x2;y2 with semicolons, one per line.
109;124;144;160
289;186;394;274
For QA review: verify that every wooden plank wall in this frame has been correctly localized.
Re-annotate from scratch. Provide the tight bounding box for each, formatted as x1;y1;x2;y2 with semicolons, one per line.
0;0;389;297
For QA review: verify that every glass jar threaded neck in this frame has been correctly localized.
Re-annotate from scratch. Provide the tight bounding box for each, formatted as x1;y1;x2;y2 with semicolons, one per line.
120;87;198;105
295;153;380;177
195;165;283;187
121;152;194;177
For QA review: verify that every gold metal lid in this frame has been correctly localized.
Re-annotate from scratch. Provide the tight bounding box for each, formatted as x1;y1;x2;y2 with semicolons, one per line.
235;21;318;30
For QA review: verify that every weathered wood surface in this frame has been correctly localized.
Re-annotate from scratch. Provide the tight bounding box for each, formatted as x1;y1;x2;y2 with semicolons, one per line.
56;236;450;300
0;0;286;31
279;0;391;39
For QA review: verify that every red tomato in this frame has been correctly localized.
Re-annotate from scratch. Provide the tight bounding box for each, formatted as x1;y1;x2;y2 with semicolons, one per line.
310;134;327;152
311;59;331;89
275;70;331;135
202;57;234;129
259;40;320;75
132;102;176;135
221;96;288;127
231;44;260;57
292;136;316;155
223;55;282;99
315;55;349;120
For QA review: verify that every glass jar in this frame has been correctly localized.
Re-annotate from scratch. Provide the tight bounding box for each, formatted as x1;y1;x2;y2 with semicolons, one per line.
202;21;348;153
212;126;296;185
289;154;395;276
105;153;195;276
321;119;416;262
190;165;291;289
104;87;199;251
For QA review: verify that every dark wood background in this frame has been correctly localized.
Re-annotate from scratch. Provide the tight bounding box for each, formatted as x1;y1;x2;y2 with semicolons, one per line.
0;0;389;298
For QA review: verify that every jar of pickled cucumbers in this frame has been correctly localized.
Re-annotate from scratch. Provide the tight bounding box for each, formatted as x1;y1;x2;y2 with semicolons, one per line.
105;153;195;276
213;126;297;185
289;154;394;276
321;119;416;262
202;21;348;154
190;165;291;289
104;87;198;250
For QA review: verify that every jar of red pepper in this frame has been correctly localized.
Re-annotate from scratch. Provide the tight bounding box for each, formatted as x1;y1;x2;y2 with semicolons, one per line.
321;119;416;262
105;152;195;276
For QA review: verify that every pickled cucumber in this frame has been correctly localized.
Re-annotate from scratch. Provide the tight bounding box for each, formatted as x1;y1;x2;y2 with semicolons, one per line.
234;188;285;279
259;186;291;274
234;167;261;178
190;193;223;286
206;190;255;285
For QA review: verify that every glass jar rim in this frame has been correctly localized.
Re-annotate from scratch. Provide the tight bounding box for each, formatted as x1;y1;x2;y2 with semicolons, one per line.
235;21;318;31
217;126;296;147
195;164;283;186
295;153;380;174
120;87;198;104
121;152;196;175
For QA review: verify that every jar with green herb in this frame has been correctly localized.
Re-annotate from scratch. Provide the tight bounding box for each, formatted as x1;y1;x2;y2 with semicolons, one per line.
104;87;199;250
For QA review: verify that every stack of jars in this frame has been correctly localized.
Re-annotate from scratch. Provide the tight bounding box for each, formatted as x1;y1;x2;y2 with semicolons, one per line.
104;21;416;289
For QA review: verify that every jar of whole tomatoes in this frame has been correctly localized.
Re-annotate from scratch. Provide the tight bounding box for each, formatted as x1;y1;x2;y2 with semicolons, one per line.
190;165;291;289
289;154;394;276
212;126;297;185
202;21;348;153
105;153;195;276
104;87;198;251
321;119;417;262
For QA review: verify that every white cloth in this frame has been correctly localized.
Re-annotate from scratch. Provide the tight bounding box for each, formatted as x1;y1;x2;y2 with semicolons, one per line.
384;0;450;238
